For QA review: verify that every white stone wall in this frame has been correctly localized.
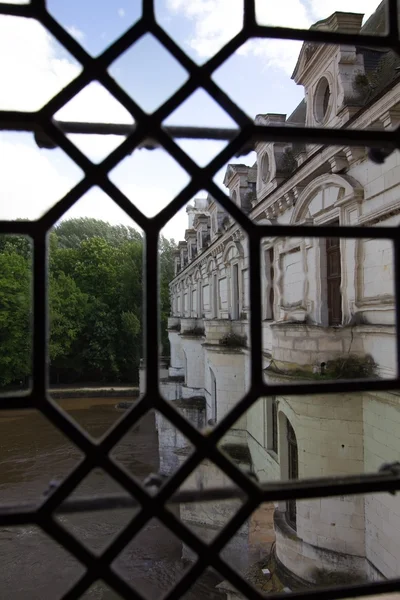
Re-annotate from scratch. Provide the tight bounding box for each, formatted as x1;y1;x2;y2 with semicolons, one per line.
363;392;400;579
362;239;394;299
204;347;247;430
180;336;205;391
166;56;400;586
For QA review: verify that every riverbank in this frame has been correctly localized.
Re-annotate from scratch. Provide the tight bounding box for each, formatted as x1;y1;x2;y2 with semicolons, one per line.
50;385;140;399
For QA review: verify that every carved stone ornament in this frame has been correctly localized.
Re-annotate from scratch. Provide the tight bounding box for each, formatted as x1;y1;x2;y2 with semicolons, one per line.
304;42;317;63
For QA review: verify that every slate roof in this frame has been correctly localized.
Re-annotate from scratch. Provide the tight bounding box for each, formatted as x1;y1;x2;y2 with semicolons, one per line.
247;163;258;183
287;99;306;125
361;0;387;35
352;1;400;105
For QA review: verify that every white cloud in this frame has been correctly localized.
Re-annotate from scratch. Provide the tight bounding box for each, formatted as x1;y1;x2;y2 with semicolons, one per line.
118;8;126;18
66;25;85;42
0;16;80;111
167;0;380;74
0;134;83;221
309;0;379;20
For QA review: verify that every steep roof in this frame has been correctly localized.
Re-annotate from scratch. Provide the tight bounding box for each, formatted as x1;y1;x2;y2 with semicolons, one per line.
287;99;306;125
247;163;258;183
351;1;400;105
361;0;387;35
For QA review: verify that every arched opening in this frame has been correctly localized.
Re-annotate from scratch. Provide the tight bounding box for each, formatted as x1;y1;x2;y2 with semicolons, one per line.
286;419;298;530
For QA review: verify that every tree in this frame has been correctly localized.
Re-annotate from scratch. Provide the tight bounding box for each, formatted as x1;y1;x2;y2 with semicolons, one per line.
0;250;31;386
159;236;176;356
49;272;88;383
0;218;176;388
54;217;142;249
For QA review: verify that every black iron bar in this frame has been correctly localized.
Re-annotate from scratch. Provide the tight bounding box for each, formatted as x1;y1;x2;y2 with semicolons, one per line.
0;468;399;521
0;115;398;151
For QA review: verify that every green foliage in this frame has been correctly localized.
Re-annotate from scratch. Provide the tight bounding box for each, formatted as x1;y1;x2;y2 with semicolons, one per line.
219;332;247;348
159;236;176;355
0;249;31;386
182;327;205;337
325;354;377;379
54;217;142;249
287;354;377;381
0;218;176;387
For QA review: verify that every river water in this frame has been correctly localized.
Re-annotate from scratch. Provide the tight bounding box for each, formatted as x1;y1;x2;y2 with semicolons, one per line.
0;398;224;599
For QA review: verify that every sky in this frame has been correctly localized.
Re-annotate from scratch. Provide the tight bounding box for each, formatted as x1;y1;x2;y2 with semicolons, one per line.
0;0;381;241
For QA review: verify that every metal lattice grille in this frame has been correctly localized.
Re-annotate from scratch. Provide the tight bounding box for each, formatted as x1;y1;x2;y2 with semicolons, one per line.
1;1;400;598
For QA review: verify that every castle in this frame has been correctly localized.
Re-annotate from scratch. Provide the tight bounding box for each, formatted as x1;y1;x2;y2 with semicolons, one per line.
145;2;400;593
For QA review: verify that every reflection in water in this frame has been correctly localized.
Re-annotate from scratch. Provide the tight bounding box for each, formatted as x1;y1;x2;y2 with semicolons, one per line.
0;398;224;599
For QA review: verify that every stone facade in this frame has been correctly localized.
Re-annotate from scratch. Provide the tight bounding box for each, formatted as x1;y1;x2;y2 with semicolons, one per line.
147;2;400;593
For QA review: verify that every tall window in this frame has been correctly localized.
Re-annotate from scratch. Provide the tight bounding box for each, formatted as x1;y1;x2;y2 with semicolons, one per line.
266;247;275;320
197;280;202;317
210;368;217;422
212;273;218;318
265;397;278;454
183;350;188;384
231;263;239;320
286;420;298;530
326;221;342;326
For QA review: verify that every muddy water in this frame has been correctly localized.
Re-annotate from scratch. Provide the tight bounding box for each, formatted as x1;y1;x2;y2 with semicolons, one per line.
0;398;223;599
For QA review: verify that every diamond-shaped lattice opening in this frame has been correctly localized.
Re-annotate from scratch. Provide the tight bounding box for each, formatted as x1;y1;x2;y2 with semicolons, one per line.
49;191;143;438
112;517;197;599
260;234;397;385
55;468;138;554
79;581;123;599
162;195;251;428
0;15;82;111
0;132;83;221
54;82;135;163
163;89;236;167
109;146;190;217
180;567;226;599
212;152;257;207
212;38;304;121
0;524;85;598
111;409;195;483
47;0;142;56
0;408;83;503
219;502;276;592
0;235;32;395
154;0;243;65
168;457;247;553
108;33;189;113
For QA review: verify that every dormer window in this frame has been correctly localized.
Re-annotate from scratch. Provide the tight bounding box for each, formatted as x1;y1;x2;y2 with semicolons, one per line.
261;153;270;183
314;76;331;124
232;190;238;205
